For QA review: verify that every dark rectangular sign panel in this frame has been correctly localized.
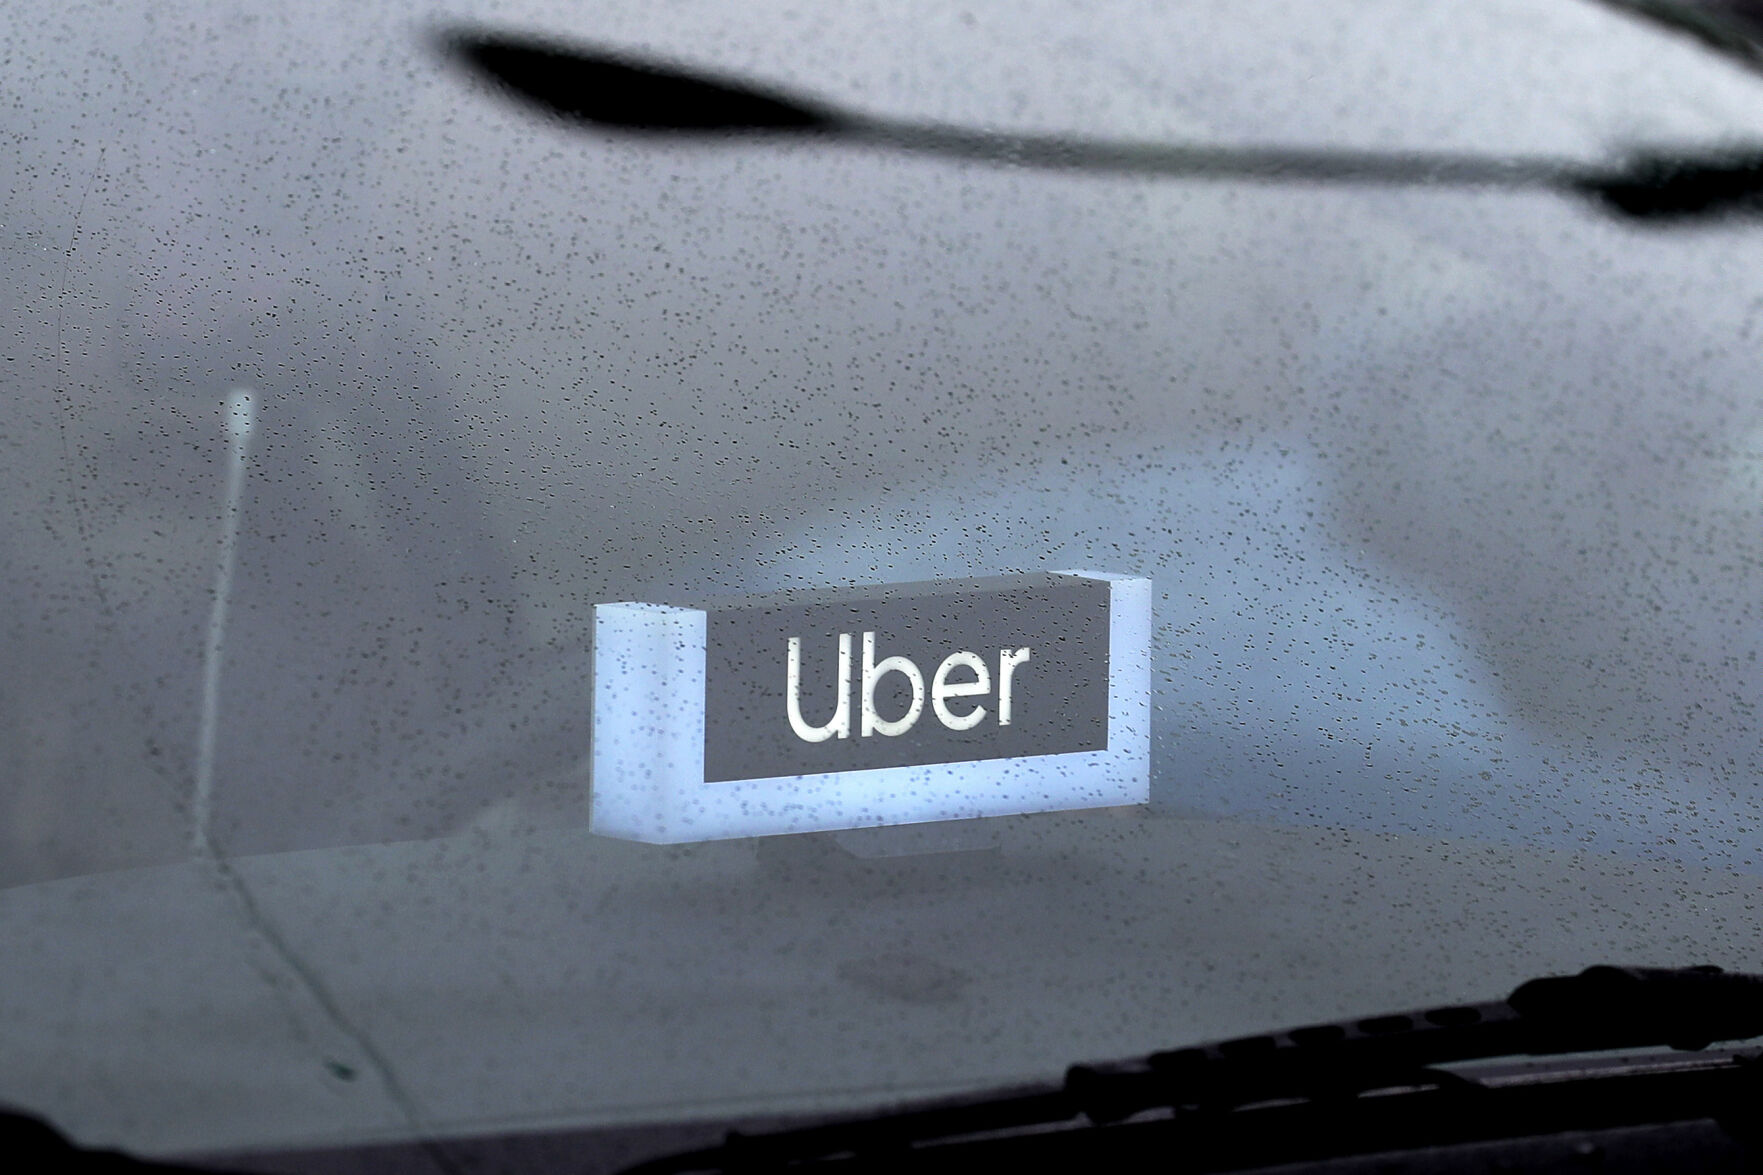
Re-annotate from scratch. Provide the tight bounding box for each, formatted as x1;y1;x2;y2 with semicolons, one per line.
699;574;1110;782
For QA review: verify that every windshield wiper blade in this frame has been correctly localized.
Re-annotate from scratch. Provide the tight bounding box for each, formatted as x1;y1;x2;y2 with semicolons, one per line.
1069;964;1763;1120
436;28;1763;223
623;966;1763;1174
1585;1;1763;72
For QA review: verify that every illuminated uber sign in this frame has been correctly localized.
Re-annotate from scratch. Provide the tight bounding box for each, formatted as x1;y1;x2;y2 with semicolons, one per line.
590;572;1149;843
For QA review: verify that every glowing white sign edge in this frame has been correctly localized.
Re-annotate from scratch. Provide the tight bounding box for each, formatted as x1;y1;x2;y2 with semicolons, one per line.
589;572;1150;843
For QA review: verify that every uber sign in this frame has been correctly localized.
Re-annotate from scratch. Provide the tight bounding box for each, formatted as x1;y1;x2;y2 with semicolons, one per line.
590;572;1149;843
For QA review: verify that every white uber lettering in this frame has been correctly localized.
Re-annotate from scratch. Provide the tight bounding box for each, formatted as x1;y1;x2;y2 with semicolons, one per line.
861;631;925;737
998;647;1031;726
786;634;1034;740
786;634;850;741
931;651;990;731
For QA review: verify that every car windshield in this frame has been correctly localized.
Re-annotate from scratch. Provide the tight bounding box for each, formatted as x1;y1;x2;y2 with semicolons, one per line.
7;0;1763;1164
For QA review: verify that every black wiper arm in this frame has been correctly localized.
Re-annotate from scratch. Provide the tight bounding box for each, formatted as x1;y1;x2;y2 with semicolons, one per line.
1585;1;1763;72
623;966;1763;1174
1069;963;1763;1121
436;27;1763;222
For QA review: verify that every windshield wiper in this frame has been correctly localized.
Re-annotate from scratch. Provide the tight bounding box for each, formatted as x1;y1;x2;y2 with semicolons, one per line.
438;27;1763;222
1587;1;1763;71
621;965;1763;1173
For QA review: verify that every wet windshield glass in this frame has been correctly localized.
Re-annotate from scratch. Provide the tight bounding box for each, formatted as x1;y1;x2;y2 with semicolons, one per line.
6;0;1763;1160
